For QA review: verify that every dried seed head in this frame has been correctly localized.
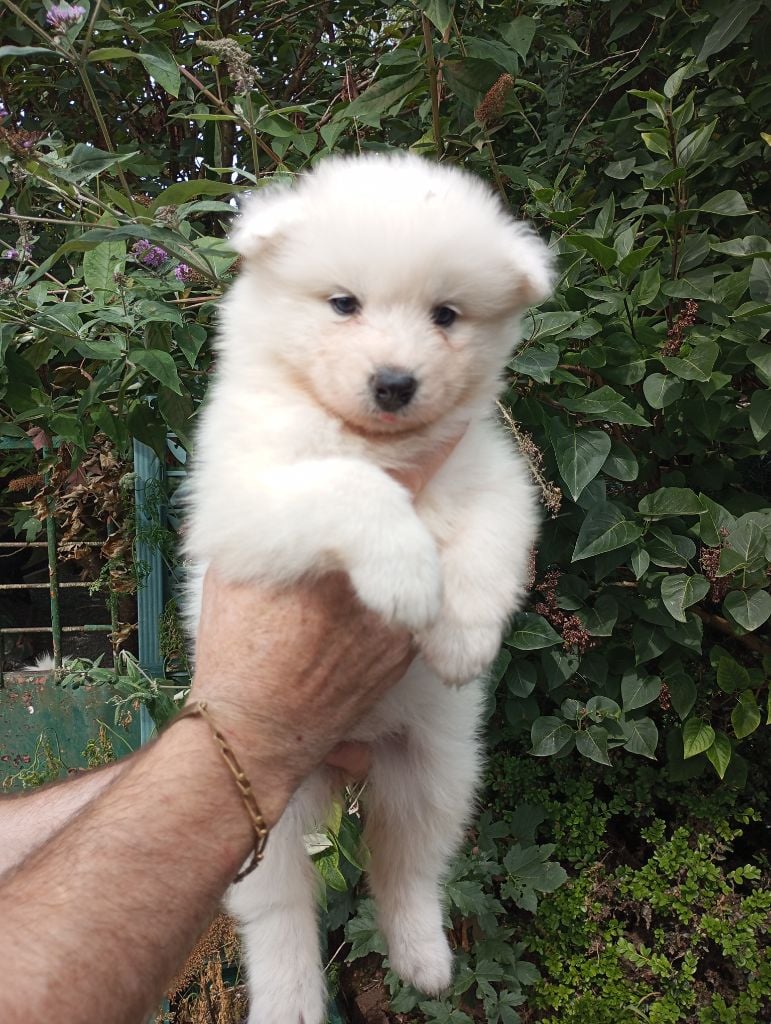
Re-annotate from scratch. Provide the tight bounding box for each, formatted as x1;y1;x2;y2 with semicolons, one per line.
475;74;515;127
198;38;259;94
663;299;698;357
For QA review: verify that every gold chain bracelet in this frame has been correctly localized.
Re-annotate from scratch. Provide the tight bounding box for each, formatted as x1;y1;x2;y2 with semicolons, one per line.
169;700;269;882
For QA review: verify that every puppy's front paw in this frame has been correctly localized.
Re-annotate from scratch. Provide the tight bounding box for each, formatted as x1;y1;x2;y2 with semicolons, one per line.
388;930;453;995
420;617;503;686
349;521;443;630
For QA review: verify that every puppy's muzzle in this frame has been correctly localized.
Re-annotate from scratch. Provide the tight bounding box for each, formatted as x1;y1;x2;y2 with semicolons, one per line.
370;367;418;412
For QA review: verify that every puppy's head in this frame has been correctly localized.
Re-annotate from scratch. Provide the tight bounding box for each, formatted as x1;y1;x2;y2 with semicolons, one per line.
224;154;552;434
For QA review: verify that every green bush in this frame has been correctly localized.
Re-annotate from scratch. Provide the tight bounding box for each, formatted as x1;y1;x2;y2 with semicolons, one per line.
1;1;769;1020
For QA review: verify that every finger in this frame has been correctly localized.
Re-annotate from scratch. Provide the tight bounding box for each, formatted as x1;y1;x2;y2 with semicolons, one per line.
324;741;372;779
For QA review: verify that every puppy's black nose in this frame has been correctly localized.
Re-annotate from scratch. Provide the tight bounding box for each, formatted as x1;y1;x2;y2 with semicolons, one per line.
370;368;418;412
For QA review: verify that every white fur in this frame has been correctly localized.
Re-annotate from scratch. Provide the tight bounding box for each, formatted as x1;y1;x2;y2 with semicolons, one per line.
184;153;550;1023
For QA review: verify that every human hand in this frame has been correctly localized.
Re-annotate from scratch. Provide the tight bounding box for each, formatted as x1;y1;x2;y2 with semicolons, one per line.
188;428;467;821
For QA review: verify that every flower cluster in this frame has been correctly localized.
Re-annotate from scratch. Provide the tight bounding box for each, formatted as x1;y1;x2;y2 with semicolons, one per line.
700;532;731;604
2;245;30;261
534;569;595;654
662;299;699;357
174;263;192;282
46;3;87;32
131;239;168;269
0;125;43;158
197;37;259;95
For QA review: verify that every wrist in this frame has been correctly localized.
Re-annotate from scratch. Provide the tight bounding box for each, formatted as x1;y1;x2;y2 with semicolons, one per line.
164;706;294;835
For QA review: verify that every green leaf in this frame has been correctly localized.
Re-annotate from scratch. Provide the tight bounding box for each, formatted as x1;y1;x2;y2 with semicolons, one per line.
664;64;690;100
561;385;651;427
668;670;697;720
705;732;732;780
749;390;771;441
696;2;762;63
507;613;562;650
530;311;582;338
569;233;617;270
341;70;423;126
549;421;611;501
621;671;662;711
643;373;683;409
502;16;537;59
717;656;750;693
0;45;57;59
64;144;138;183
723;589;771;632
606;158;636;179
578;594;618;637
631;546;650;580
506;661;537;697
138;43;181;97
750;257;771;302
130;349;182;395
623;717;658;759
87;47;135;62
698;495;735;547
660;574;710;622
698;190;752;217
530;717;573;756
647;525;696;568
572;502;642;561
603;441;639;482
617;238;661;276
731;690;761;739
421;0;455;34
510;344;560;383
661;341;719;382
586;696;621;723
683;717;715;758
576;726;611;765
677;119;717;166
639;487;704;518
83;233;125;294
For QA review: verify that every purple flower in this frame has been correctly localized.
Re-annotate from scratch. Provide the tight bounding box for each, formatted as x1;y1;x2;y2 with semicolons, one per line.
174;262;192;282
2;245;31;261
46;3;87;32
131;239;168;269
0;99;8;120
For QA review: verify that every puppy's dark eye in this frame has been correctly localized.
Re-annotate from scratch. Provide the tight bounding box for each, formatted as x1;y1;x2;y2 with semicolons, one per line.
330;295;360;316
432;305;457;328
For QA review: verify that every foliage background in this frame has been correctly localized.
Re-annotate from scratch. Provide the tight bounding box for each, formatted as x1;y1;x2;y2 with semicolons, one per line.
1;0;769;1021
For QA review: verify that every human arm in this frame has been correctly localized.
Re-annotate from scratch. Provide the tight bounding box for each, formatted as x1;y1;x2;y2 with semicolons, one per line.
0;572;414;1024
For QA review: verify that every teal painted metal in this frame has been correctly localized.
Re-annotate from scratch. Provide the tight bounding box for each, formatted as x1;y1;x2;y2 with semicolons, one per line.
45;492;62;671
132;440;166;744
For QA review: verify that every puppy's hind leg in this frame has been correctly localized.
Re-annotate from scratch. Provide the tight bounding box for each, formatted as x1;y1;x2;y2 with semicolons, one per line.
226;772;333;1024
364;674;485;996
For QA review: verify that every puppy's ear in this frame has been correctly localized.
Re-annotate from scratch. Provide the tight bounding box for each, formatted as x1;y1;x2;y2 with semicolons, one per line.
508;227;554;310
230;186;305;260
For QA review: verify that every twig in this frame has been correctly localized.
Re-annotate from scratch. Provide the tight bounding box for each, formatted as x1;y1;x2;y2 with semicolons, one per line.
422;14;442;157
559;25;656;171
692;607;771;657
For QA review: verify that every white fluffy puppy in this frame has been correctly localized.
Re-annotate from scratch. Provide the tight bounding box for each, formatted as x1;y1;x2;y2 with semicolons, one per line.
185;152;551;1024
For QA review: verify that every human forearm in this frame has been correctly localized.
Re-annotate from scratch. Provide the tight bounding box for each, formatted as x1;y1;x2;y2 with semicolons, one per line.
0;716;274;1024
0;759;127;878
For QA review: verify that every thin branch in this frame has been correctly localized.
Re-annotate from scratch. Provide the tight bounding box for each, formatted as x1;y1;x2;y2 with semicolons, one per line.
422;14;442;158
692;607;771;657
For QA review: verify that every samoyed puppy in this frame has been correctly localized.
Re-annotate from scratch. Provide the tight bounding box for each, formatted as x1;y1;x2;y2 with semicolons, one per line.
185;152;551;1024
